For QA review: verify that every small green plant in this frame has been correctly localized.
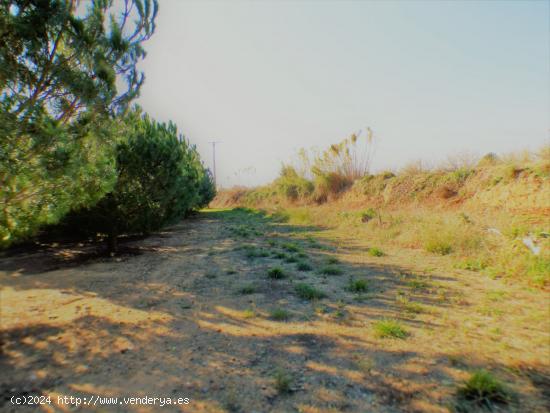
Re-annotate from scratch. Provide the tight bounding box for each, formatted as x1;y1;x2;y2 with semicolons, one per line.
407;277;430;291
456;370;511;408
282;242;300;253
456;258;487;272
273;369;293;394
285;255;299;263
319;265;342;276
360;208;378;222
348;278;368;293
296;261;313;271
273;251;288;259
324;256;339;264
367;247;385;257
424;239;452;255
270;308;291;321
396;296;425;315
295;283;326;300
373;319;409;339
268;267;286;279
242;308;256;318
239;284;256;295
226;268;237;275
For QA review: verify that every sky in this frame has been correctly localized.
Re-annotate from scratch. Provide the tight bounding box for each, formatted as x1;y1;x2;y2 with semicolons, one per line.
136;0;550;188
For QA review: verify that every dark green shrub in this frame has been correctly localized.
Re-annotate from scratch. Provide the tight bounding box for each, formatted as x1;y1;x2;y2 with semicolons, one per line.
62;112;213;251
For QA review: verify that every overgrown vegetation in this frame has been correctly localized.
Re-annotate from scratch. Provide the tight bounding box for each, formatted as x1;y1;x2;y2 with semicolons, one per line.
214;145;549;286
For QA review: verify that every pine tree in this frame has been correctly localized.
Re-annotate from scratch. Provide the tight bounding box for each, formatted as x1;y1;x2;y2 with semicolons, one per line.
0;0;158;246
66;110;215;252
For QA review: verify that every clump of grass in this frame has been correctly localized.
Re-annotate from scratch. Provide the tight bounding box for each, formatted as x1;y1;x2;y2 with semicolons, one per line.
282;242;300;253
239;284;256;295
407;277;430;291
296;261;313;271
348;278;368;293
284;255;299;263
242;308;256;319
319;265;342;276
456;370;511;408
273;369;293;394
396;296;425;315
373;319;409;339
270;308;291;321
226;268;237;275
456;258;488;272
424;238;452;255
273;251;288;260
268;267;286;279
360;208;378;222
367;247;385;257
324;256;339;264
308;239;322;249
295;283;326;300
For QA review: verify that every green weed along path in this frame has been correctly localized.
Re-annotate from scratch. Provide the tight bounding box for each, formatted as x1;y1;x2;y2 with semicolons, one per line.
0;208;548;413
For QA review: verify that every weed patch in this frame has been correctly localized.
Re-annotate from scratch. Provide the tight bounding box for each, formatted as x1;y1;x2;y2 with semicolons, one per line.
319;265;342;276
456;370;511;409
295;283;326;300
267;267;286;279
368;247;385;257
374;319;409;339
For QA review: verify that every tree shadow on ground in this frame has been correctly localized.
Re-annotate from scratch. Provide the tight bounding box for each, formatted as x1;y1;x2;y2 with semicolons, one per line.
1;208;548;412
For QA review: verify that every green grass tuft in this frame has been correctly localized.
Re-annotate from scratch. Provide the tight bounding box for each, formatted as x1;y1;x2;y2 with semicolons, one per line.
268;267;286;279
424;239;452;255
324;256;339;264
456;370;511;408
373;319;409;339
270;308;291;321
239;284;256;295
367;247;385;257
319;265;342;276
273;369;293;394
296;261;313;271
348;278;368;293
282;242;301;253
295;283;326;300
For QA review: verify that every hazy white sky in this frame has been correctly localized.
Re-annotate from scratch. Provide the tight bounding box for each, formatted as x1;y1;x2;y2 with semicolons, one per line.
136;0;549;187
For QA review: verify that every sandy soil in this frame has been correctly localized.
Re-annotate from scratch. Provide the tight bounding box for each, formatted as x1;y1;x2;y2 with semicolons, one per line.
1;209;548;412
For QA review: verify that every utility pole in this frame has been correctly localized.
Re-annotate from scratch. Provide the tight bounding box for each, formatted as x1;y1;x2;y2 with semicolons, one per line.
209;141;221;187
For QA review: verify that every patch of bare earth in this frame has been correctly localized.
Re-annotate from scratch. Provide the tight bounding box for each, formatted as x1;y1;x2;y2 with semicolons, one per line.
1;209;548;412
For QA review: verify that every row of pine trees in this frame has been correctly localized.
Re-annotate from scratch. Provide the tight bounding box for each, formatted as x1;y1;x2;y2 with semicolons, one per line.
0;0;215;250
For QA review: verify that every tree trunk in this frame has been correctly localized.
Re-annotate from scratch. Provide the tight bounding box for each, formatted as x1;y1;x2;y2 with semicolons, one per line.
108;229;118;254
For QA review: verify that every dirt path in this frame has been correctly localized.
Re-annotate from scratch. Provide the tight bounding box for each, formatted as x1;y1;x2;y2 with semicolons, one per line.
1;209;548;412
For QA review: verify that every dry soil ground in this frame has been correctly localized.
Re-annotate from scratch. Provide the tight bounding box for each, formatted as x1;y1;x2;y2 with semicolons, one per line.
1;208;548;413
